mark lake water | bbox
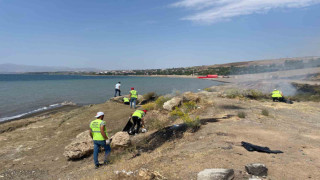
[0,74,222,122]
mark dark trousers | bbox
[93,140,111,166]
[130,116,141,134]
[114,89,121,97]
[273,97,285,102]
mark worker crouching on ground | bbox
[123,97,130,105]
[272,89,285,102]
[129,110,147,135]
[89,112,111,169]
[129,87,138,109]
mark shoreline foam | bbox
[0,103,79,124]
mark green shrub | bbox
[238,111,246,118]
[182,114,200,129]
[170,107,184,117]
[182,101,197,112]
[143,92,157,101]
[204,88,215,92]
[142,102,156,110]
[155,96,170,109]
[261,109,269,116]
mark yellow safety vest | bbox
[130,90,138,98]
[132,110,145,119]
[272,90,282,98]
[90,119,108,141]
[123,97,130,102]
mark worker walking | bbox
[129,110,147,135]
[272,89,284,102]
[129,87,138,109]
[89,112,111,169]
[114,82,121,97]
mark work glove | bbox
[105,139,112,145]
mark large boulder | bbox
[197,169,234,180]
[163,97,183,111]
[110,95,127,103]
[183,92,201,103]
[111,131,131,149]
[245,163,268,176]
[63,130,93,160]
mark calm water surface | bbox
[0,74,222,121]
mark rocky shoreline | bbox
[0,74,319,179]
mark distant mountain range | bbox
[0,63,100,73]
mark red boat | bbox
[198,74,218,79]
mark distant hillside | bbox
[96,56,320,76]
[206,56,320,68]
[0,63,100,73]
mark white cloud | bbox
[171,0,320,23]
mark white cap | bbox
[95,112,104,117]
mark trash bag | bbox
[241,141,283,154]
[123,117,134,134]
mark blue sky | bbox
[0,0,319,70]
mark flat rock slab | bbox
[245,163,268,176]
[197,169,234,180]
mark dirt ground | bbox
[0,84,319,179]
[0,102,136,179]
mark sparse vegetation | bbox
[289,83,320,102]
[142,102,156,110]
[238,111,246,118]
[204,87,215,92]
[182,101,197,112]
[182,114,200,129]
[170,107,184,118]
[261,109,269,116]
[146,117,168,130]
[225,89,269,100]
[225,89,244,99]
[155,96,171,109]
[244,89,269,100]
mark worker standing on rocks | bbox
[129,110,147,135]
[129,87,138,109]
[272,89,284,102]
[114,82,121,97]
[89,112,111,169]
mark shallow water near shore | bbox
[0,74,222,122]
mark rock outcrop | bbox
[183,92,201,103]
[115,168,167,180]
[63,130,93,160]
[163,97,183,111]
[197,169,234,180]
[111,131,131,149]
[110,96,127,103]
[245,163,268,176]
